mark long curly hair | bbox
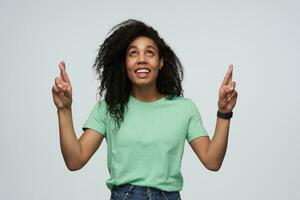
[93,19,184,132]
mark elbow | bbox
[65,160,84,171]
[67,165,81,171]
[204,161,222,172]
[206,165,221,172]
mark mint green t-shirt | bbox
[82,95,208,192]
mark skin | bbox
[190,64,238,171]
[52,61,103,170]
[125,36,164,101]
[52,36,238,171]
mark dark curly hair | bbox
[93,19,184,132]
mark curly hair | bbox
[93,19,184,132]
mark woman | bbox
[52,19,238,200]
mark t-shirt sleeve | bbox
[186,99,208,143]
[82,100,107,137]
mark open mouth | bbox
[134,68,151,73]
[135,68,151,78]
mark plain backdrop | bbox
[1,0,299,199]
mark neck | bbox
[131,85,164,102]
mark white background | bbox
[1,0,299,199]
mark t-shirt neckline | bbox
[129,94,167,105]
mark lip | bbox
[134,67,151,73]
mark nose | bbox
[137,54,148,65]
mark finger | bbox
[220,87,230,99]
[52,85,61,94]
[221,64,233,86]
[55,77,63,88]
[55,77,67,92]
[221,84,235,95]
[229,81,236,90]
[55,77,61,87]
[59,61,71,83]
[228,90,238,101]
[220,85,235,100]
[228,65,233,83]
[223,81,236,95]
[52,85,65,97]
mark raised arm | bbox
[52,61,104,171]
[189,64,238,171]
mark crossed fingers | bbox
[220,64,237,101]
[53,61,72,96]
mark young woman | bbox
[52,19,238,200]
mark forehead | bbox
[127,36,158,50]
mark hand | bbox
[52,60,73,109]
[218,64,238,113]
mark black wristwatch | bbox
[217,110,233,119]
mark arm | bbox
[53,61,104,171]
[190,64,238,171]
[189,117,230,171]
[57,108,104,171]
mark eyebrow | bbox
[127,45,157,51]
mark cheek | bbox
[126,68,135,78]
[152,62,161,75]
[153,69,160,79]
[125,62,135,81]
[125,60,134,72]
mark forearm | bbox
[203,64,237,171]
[206,117,230,170]
[57,108,82,170]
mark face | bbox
[125,36,163,89]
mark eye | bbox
[128,50,137,57]
[146,50,154,56]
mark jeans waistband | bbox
[111,184,182,200]
[112,184,167,196]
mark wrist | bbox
[57,107,72,113]
[217,110,233,119]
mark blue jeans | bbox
[110,184,182,200]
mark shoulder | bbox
[167,95,194,103]
[90,99,108,115]
[166,95,197,110]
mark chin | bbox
[132,79,155,87]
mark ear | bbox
[159,57,164,70]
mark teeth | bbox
[136,69,150,73]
